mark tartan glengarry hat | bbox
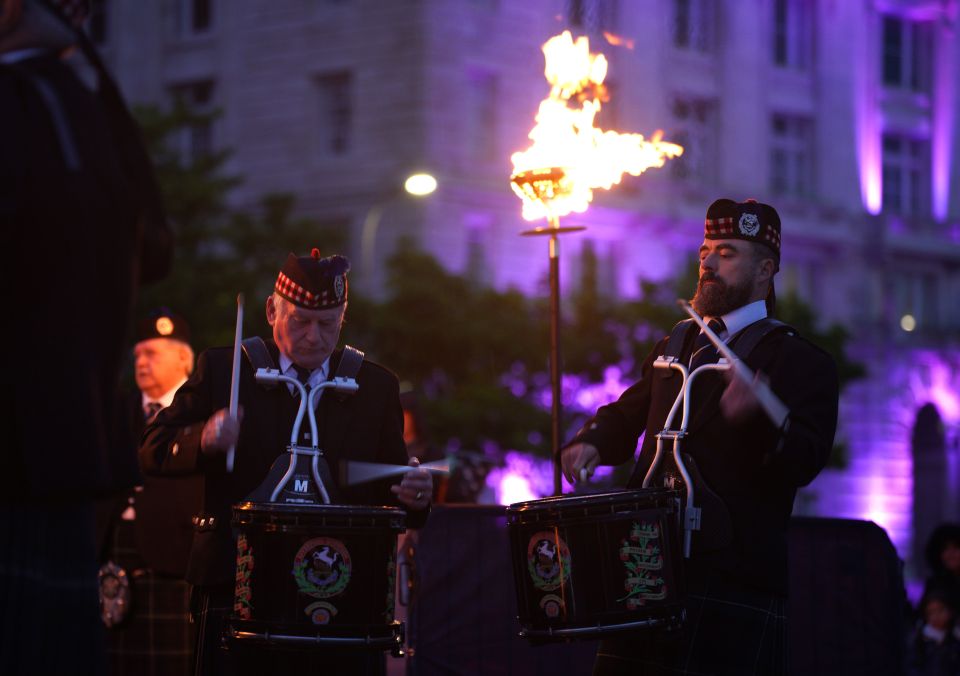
[136,308,190,344]
[274,249,349,310]
[704,198,781,268]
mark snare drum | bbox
[225,502,406,655]
[507,488,685,641]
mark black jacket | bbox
[570,321,839,595]
[140,342,422,586]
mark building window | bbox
[670,96,717,182]
[893,271,940,331]
[315,71,353,156]
[566,0,617,34]
[466,69,498,163]
[882,134,930,216]
[168,80,215,164]
[177,0,213,37]
[86,0,109,45]
[672,0,715,53]
[770,113,814,197]
[882,15,932,92]
[772,0,811,69]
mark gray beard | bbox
[690,274,754,318]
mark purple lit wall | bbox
[855,8,882,215]
[932,22,957,222]
[800,346,960,576]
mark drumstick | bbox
[226,293,244,473]
[340,459,450,486]
[677,300,789,429]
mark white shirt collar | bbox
[142,376,188,410]
[708,299,767,341]
[278,353,331,393]
[0,48,50,65]
[922,623,947,644]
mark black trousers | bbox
[193,585,386,676]
[593,573,788,676]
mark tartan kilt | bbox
[593,577,788,676]
[103,517,194,676]
[105,572,194,676]
[0,502,106,676]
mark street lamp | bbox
[360,171,438,279]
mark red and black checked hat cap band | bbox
[704,198,781,261]
[275,270,347,309]
[274,251,349,309]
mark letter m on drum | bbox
[295,479,309,493]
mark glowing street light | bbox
[361,172,439,275]
[404,173,437,197]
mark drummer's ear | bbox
[265,295,278,326]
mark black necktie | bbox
[689,318,726,371]
[143,401,162,422]
[291,364,311,398]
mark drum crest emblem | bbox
[526,531,571,592]
[617,520,668,609]
[293,537,352,599]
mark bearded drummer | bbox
[140,250,431,676]
[561,199,839,675]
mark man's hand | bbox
[561,442,600,484]
[200,407,243,455]
[391,457,432,510]
[720,369,763,424]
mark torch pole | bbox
[548,217,562,496]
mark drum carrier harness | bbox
[240,338,365,504]
[640,317,795,558]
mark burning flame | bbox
[511,31,683,222]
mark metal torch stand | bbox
[521,216,585,495]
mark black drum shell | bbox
[507,489,685,640]
[229,502,405,648]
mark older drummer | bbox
[562,198,839,675]
[140,250,431,676]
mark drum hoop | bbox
[226,619,404,650]
[506,489,681,524]
[507,488,679,511]
[518,606,686,639]
[232,501,406,530]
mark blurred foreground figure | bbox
[98,310,199,675]
[562,198,839,675]
[0,1,171,674]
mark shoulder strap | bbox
[331,345,364,402]
[242,336,276,372]
[728,318,795,361]
[334,345,365,380]
[662,319,697,359]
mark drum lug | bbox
[684,506,701,531]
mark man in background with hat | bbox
[562,198,839,674]
[97,309,201,676]
[2,1,171,673]
[140,250,432,675]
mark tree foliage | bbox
[134,103,344,348]
[137,104,863,468]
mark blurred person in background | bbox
[98,309,200,676]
